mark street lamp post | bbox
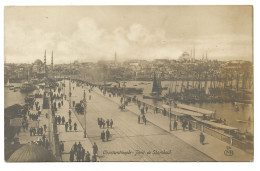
[169,100,172,131]
[83,90,87,138]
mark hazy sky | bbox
[5,6,253,64]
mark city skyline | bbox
[5,6,253,64]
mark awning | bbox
[192,116,238,130]
[177,103,215,115]
[162,104,203,117]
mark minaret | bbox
[114,51,117,64]
[51,51,54,71]
[193,47,195,60]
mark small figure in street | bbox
[43,124,47,132]
[97,117,100,126]
[81,147,85,161]
[200,132,205,145]
[174,120,178,130]
[76,150,81,162]
[73,142,77,152]
[85,151,91,162]
[146,106,148,113]
[110,119,113,128]
[101,130,105,142]
[144,117,147,125]
[77,142,82,152]
[102,121,105,129]
[65,122,68,132]
[29,127,32,136]
[93,142,98,156]
[106,129,110,141]
[69,124,72,131]
[142,115,145,123]
[62,116,65,125]
[60,141,64,154]
[182,121,187,131]
[70,148,74,162]
[106,119,110,128]
[138,115,140,124]
[189,122,193,131]
[74,122,77,131]
[42,134,46,142]
[69,110,71,117]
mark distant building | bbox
[178,51,193,61]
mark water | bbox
[120,81,254,134]
[4,83,27,108]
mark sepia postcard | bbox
[4,6,253,162]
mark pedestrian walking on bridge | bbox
[110,119,113,128]
[174,120,178,130]
[65,122,68,132]
[62,116,65,125]
[200,132,205,145]
[70,148,74,162]
[101,130,105,142]
[106,119,110,128]
[74,122,77,131]
[93,142,98,156]
[106,129,110,141]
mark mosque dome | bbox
[33,59,43,65]
[8,143,57,162]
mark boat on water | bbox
[9,85,14,90]
[20,82,35,93]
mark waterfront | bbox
[90,80,254,134]
[4,80,253,134]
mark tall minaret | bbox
[114,51,117,64]
[193,47,195,60]
[51,51,54,71]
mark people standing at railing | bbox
[146,106,148,113]
[200,132,205,145]
[189,122,192,131]
[174,120,178,130]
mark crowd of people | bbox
[64,110,78,132]
[97,118,113,129]
[55,115,66,125]
[69,141,98,162]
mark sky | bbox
[4,6,253,64]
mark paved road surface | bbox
[64,81,213,161]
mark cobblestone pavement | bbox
[63,81,214,161]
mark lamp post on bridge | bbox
[167,98,174,131]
